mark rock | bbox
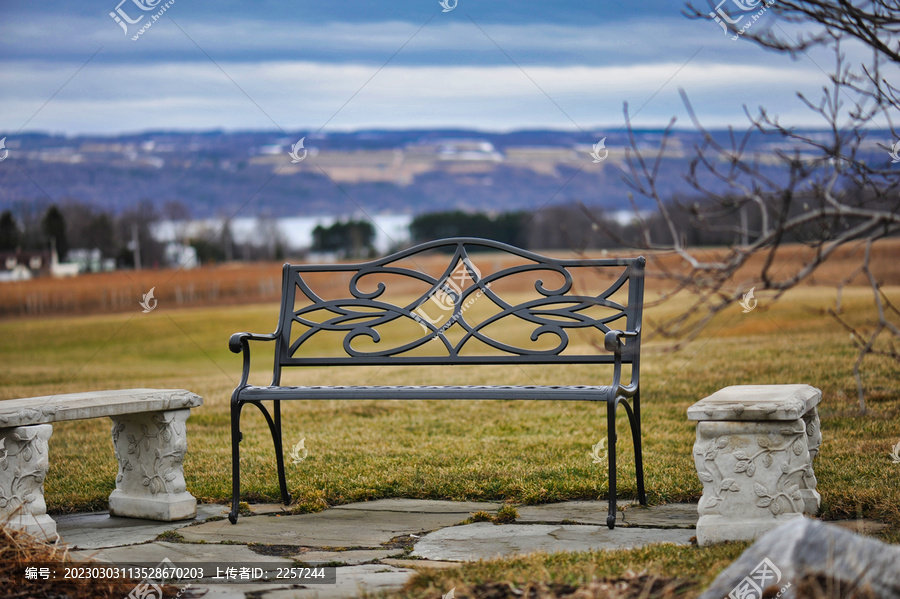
[699,517,900,599]
[412,522,693,562]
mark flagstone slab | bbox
[260,564,416,599]
[55,504,224,549]
[245,503,293,515]
[381,558,462,570]
[412,522,694,562]
[332,498,502,513]
[179,509,471,547]
[515,501,625,525]
[515,501,697,528]
[620,503,698,528]
[175,583,294,599]
[81,541,296,566]
[293,548,397,565]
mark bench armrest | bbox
[604,329,638,353]
[604,329,639,399]
[229,332,277,353]
[230,332,278,388]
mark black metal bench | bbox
[228,237,646,528]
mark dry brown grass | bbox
[463,571,693,599]
[0,514,181,599]
[2,239,897,319]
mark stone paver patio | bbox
[58,499,699,598]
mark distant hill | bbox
[0,128,891,218]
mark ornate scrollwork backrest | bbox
[273,238,644,369]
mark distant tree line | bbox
[0,200,163,268]
[411,185,896,252]
[409,211,527,247]
[5,186,889,271]
[312,220,375,259]
[0,200,287,269]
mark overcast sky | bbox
[0,0,851,135]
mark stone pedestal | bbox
[687,385,821,546]
[109,409,197,521]
[0,424,56,540]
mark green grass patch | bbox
[1,286,898,596]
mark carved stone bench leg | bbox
[0,424,56,539]
[693,419,814,545]
[108,408,197,521]
[800,406,822,514]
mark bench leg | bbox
[229,402,242,524]
[270,400,291,506]
[606,400,617,530]
[630,391,647,506]
[0,424,56,540]
[109,408,197,521]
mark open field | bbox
[1,243,898,597]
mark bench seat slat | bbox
[238,384,613,401]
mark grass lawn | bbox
[1,282,898,597]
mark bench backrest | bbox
[270,238,644,383]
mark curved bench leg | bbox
[228,401,242,524]
[606,399,617,530]
[631,391,647,506]
[271,400,291,506]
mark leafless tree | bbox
[588,1,900,412]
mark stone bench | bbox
[687,384,822,546]
[0,388,202,540]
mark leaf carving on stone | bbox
[771,497,785,515]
